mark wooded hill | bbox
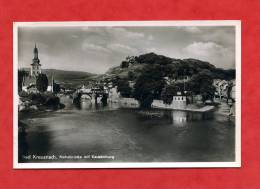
[105,52,235,81]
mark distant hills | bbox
[44,69,99,88]
[21,68,98,88]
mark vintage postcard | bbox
[13,21,241,169]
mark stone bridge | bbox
[72,86,108,104]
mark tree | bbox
[128,71,135,80]
[133,65,166,108]
[200,84,215,102]
[135,52,173,65]
[126,56,137,64]
[117,79,132,97]
[120,61,129,68]
[189,70,215,102]
[53,82,61,94]
[18,70,29,92]
[212,68,235,80]
[161,84,178,104]
[36,73,48,92]
[226,81,234,102]
[111,76,120,87]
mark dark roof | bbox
[23,76,36,86]
[23,74,54,86]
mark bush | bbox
[28,93,46,104]
[45,96,60,107]
[19,91,29,98]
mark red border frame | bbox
[0,0,259,188]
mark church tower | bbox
[30,44,41,76]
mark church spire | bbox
[31,43,41,76]
[33,43,38,59]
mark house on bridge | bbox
[172,92,187,109]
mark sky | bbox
[18,25,236,74]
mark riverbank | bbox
[109,97,215,113]
[152,104,215,112]
[72,95,235,116]
[214,101,235,117]
[19,92,65,112]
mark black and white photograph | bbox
[14,21,241,168]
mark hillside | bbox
[105,53,235,81]
[105,64,145,79]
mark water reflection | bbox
[18,99,235,163]
[160,110,214,127]
[75,99,124,111]
[80,100,102,110]
[18,121,28,161]
[172,111,188,126]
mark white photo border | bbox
[13,20,241,169]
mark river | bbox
[18,97,235,163]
